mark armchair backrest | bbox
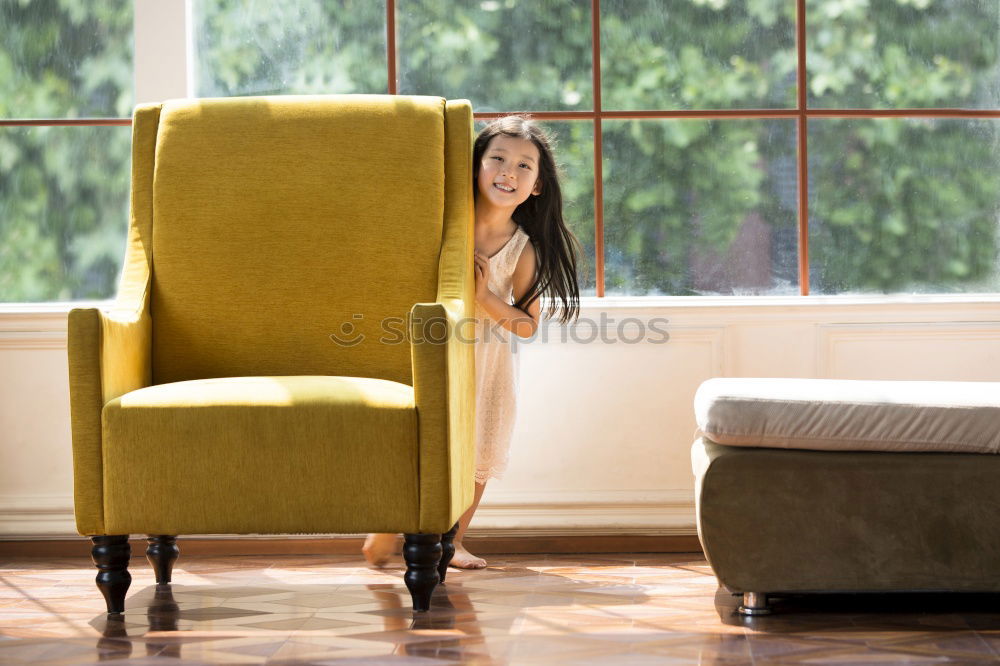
[129,95,471,386]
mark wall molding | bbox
[0,491,696,540]
[817,320,1000,378]
[0,330,67,350]
[0,495,77,537]
[0,311,71,333]
[8,297,1000,325]
[471,490,696,537]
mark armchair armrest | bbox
[410,298,475,533]
[67,299,152,535]
[408,97,475,533]
[67,101,160,535]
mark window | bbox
[1,1,133,302]
[193,0,387,98]
[191,0,1000,297]
[3,0,998,302]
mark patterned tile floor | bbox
[1,552,999,664]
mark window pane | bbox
[807,0,1000,109]
[0,127,131,302]
[475,119,596,296]
[0,1,133,118]
[193,0,387,97]
[809,118,1000,294]
[601,0,796,111]
[603,119,798,296]
[399,0,592,112]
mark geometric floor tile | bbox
[1,553,999,664]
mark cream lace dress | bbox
[474,224,532,484]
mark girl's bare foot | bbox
[362,533,397,568]
[449,543,487,569]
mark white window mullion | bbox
[133,0,192,105]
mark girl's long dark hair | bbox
[473,115,582,326]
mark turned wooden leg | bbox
[438,522,459,584]
[91,535,131,614]
[146,535,179,584]
[403,533,441,612]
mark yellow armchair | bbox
[67,95,476,613]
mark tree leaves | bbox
[2,0,998,300]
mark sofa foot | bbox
[739,592,771,615]
[146,535,179,584]
[403,533,441,612]
[92,535,131,614]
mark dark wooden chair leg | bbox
[438,522,459,583]
[91,535,131,614]
[403,533,441,612]
[146,535,179,584]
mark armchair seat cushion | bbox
[101,376,419,535]
[695,377,1000,454]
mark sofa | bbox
[691,377,1000,615]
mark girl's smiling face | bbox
[476,134,542,209]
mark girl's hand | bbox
[474,251,491,302]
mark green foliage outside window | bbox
[1,0,997,301]
[194,0,386,97]
[0,0,132,302]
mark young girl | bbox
[364,114,581,569]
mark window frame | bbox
[3,0,999,303]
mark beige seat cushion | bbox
[695,378,1000,454]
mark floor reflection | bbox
[366,581,491,660]
[80,561,649,663]
[3,554,1000,664]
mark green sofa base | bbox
[692,438,1000,597]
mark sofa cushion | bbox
[695,377,1000,454]
[101,375,420,534]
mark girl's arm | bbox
[478,242,541,339]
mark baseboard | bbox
[0,534,702,558]
[0,490,698,539]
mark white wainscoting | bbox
[817,321,1000,380]
[2,297,1000,538]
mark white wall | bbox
[2,296,999,538]
[484,296,1000,536]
